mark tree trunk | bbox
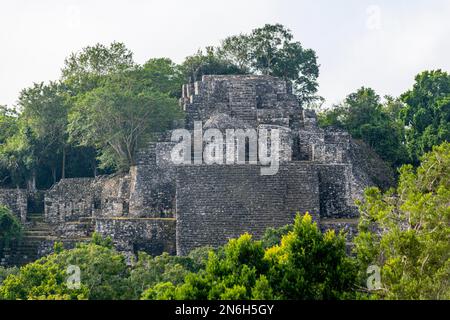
[28,169,37,192]
[93,160,97,177]
[61,147,66,179]
[31,169,36,191]
[51,166,57,185]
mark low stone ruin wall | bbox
[129,142,177,217]
[94,218,176,256]
[0,188,27,221]
[44,174,135,224]
[44,178,98,223]
[316,164,359,219]
[96,174,131,217]
[319,218,359,242]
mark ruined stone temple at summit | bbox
[0,75,393,265]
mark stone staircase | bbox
[1,212,98,267]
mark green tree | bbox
[0,123,41,189]
[264,214,357,299]
[0,106,19,186]
[68,71,182,170]
[0,238,130,300]
[0,266,18,286]
[0,106,19,145]
[146,233,268,300]
[141,281,177,300]
[319,87,408,167]
[219,35,252,71]
[180,47,246,83]
[354,142,450,299]
[60,42,139,176]
[1,89,108,188]
[400,70,450,163]
[0,257,88,300]
[18,82,69,184]
[62,42,135,94]
[141,58,184,98]
[0,206,22,250]
[129,249,209,299]
[218,24,320,103]
[261,224,293,249]
[54,242,130,299]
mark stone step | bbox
[26,222,51,227]
[25,227,51,232]
[24,231,51,237]
[25,227,53,233]
[27,213,44,218]
[26,227,52,232]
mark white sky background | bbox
[1,0,449,107]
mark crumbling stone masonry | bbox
[129,142,177,218]
[0,188,27,222]
[95,218,176,255]
[0,75,394,266]
[43,174,176,257]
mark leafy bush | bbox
[354,142,450,299]
[142,213,358,300]
[0,239,129,300]
[261,224,293,249]
[0,206,22,249]
[0,256,88,300]
[0,266,18,286]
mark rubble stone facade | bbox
[0,188,27,222]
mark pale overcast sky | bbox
[1,0,449,107]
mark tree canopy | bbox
[218,24,320,103]
[319,70,450,168]
[354,142,450,299]
[318,87,408,167]
[68,70,181,170]
[400,70,450,163]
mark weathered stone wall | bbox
[293,111,324,161]
[181,75,302,129]
[52,220,94,239]
[44,178,98,223]
[316,164,359,219]
[96,174,131,217]
[348,139,396,191]
[176,163,320,255]
[312,128,350,163]
[258,125,293,162]
[0,188,27,222]
[94,218,176,256]
[44,174,135,223]
[129,142,176,217]
[37,239,84,258]
[1,241,52,267]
